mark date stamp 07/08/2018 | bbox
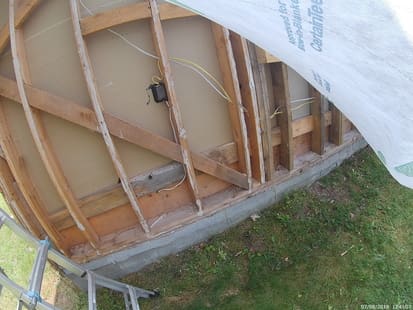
[360,305,412,310]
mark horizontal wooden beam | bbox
[50,113,332,231]
[81,2,197,36]
[0,0,41,53]
[49,142,237,230]
[272,112,332,146]
[0,75,248,189]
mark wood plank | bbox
[9,1,101,249]
[330,104,344,145]
[148,0,203,215]
[0,75,249,189]
[247,42,275,181]
[310,87,325,155]
[0,157,43,237]
[70,0,150,234]
[211,24,252,189]
[81,2,197,36]
[0,101,68,254]
[270,63,293,170]
[50,142,237,230]
[0,0,41,54]
[49,113,332,231]
[230,33,265,184]
[255,46,280,64]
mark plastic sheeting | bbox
[167,0,413,189]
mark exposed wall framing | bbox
[0,0,359,261]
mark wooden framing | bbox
[330,104,344,146]
[230,33,265,184]
[256,47,280,64]
[70,0,150,234]
[0,102,68,254]
[0,0,41,53]
[47,112,334,232]
[270,62,294,170]
[0,75,249,189]
[310,87,326,155]
[10,0,101,249]
[0,157,43,237]
[247,43,275,181]
[81,2,197,36]
[0,1,361,260]
[148,0,203,215]
[212,24,252,189]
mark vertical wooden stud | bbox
[230,33,265,184]
[247,43,274,181]
[330,104,344,146]
[271,63,294,170]
[310,87,325,155]
[148,0,203,214]
[211,24,252,189]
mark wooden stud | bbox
[0,75,249,189]
[330,104,344,146]
[9,0,101,249]
[270,63,294,170]
[211,24,252,189]
[0,0,41,54]
[310,87,325,155]
[70,0,150,234]
[0,101,68,254]
[230,34,265,184]
[247,43,275,181]
[148,0,203,215]
[80,2,197,36]
[255,47,280,64]
[0,157,43,237]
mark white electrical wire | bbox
[79,0,230,101]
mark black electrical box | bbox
[149,83,168,103]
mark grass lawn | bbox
[1,148,412,309]
[0,195,85,309]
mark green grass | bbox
[1,148,412,309]
[98,148,413,309]
[0,197,86,309]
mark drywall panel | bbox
[287,66,311,120]
[0,1,8,34]
[16,0,123,197]
[86,19,176,177]
[80,0,140,17]
[163,16,234,152]
[2,100,65,214]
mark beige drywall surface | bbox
[2,100,65,214]
[163,16,233,152]
[288,66,311,120]
[0,1,236,214]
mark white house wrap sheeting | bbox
[167,0,413,188]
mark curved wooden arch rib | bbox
[0,156,44,237]
[148,0,203,215]
[9,0,100,249]
[69,0,150,234]
[0,102,68,254]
